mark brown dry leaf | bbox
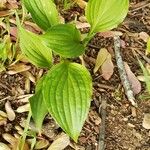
[0,115,7,126]
[124,62,141,95]
[0,0,7,10]
[137,76,145,82]
[74,0,87,9]
[142,113,150,129]
[17,94,33,103]
[34,139,49,149]
[5,101,15,121]
[3,133,29,150]
[0,142,11,150]
[76,21,90,29]
[6,0,18,10]
[139,32,149,42]
[48,133,70,150]
[36,69,44,81]
[101,54,114,80]
[98,31,123,38]
[10,27,17,38]
[7,63,31,75]
[24,21,42,34]
[21,71,36,83]
[0,110,7,117]
[94,48,109,73]
[25,78,30,93]
[0,10,12,17]
[16,103,30,113]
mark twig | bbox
[114,36,137,107]
[98,95,107,150]
[134,49,150,65]
[130,2,150,13]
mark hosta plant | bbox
[18,0,129,142]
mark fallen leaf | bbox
[24,21,42,34]
[7,63,31,75]
[34,139,49,149]
[124,62,141,95]
[0,10,12,17]
[5,101,16,121]
[6,0,18,10]
[0,142,10,150]
[25,78,30,93]
[16,103,30,113]
[0,115,7,126]
[139,32,149,42]
[101,54,114,80]
[0,110,7,117]
[10,27,17,38]
[98,31,123,38]
[21,71,36,83]
[17,94,33,103]
[0,0,6,8]
[3,133,29,150]
[48,133,70,150]
[94,48,109,73]
[2,134,16,145]
[137,76,145,82]
[74,0,87,9]
[142,113,150,129]
[76,21,90,29]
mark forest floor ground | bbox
[0,0,150,149]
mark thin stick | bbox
[98,96,107,150]
[130,2,150,13]
[134,49,150,65]
[114,36,137,107]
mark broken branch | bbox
[114,36,137,107]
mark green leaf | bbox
[43,62,92,141]
[30,76,48,132]
[0,42,7,61]
[86,0,129,33]
[23,0,59,30]
[19,27,52,68]
[139,60,150,94]
[42,24,85,58]
[147,38,150,54]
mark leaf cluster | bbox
[18,0,129,141]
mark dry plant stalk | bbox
[114,36,137,107]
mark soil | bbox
[0,0,150,150]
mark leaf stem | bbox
[18,109,32,150]
[83,30,95,47]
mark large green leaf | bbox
[86,0,129,33]
[23,0,59,30]
[43,62,92,141]
[42,24,85,58]
[30,76,48,132]
[19,27,52,68]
